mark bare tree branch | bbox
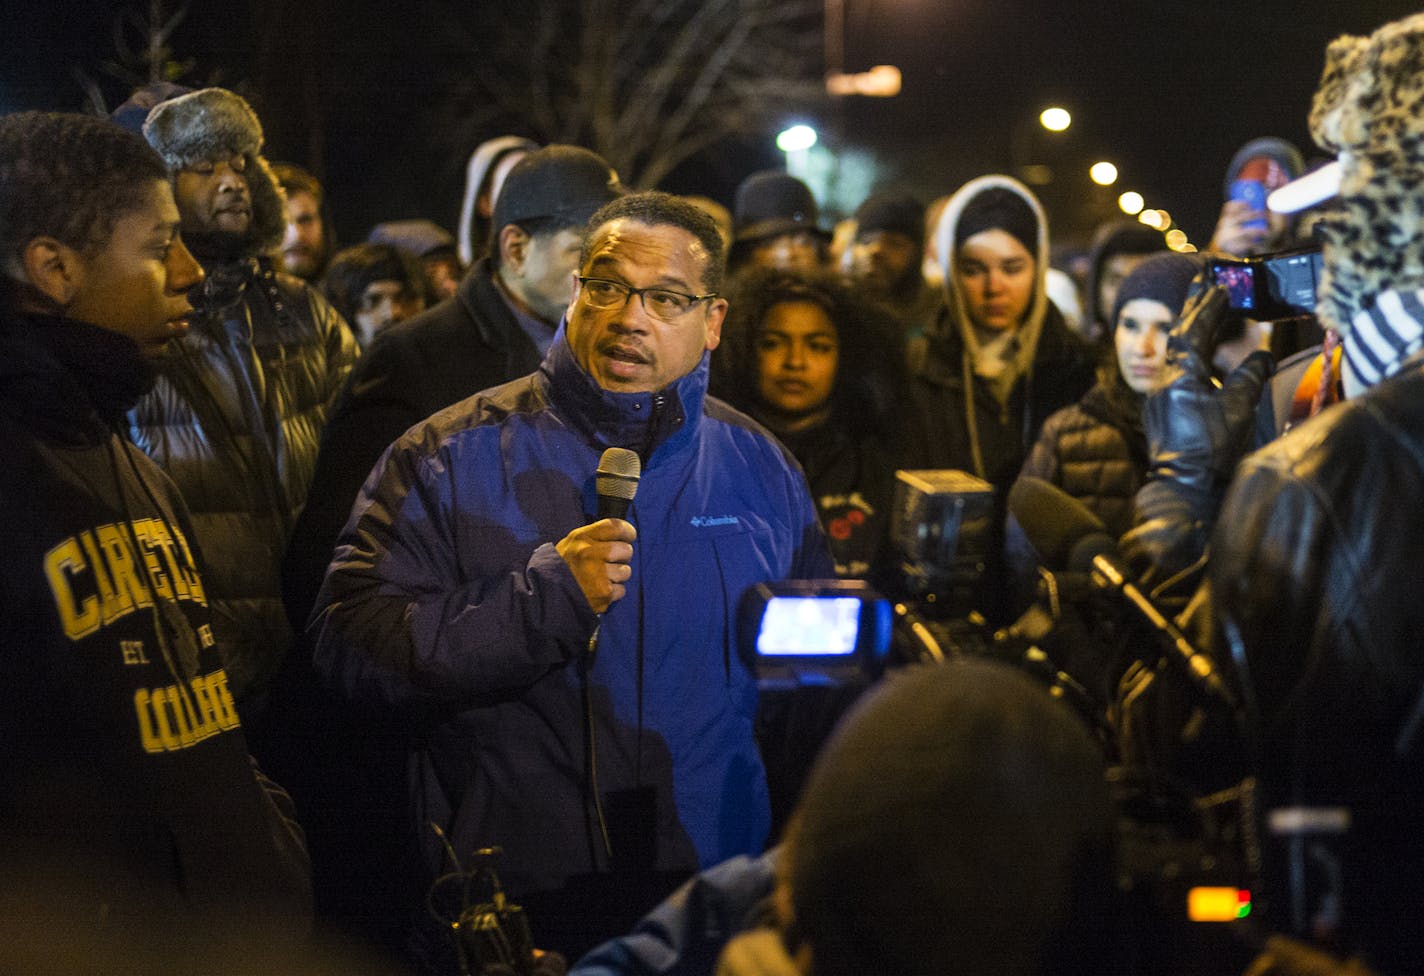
[435,0,822,187]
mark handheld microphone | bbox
[1008,477,1239,711]
[596,447,641,521]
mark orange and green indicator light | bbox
[1187,887,1252,922]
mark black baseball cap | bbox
[492,144,625,231]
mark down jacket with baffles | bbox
[311,325,832,900]
[1018,374,1148,540]
[129,256,358,702]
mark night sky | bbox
[5,0,1422,250]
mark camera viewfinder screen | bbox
[1264,250,1322,311]
[757,596,861,656]
[1211,262,1257,310]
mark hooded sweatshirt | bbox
[906,175,1097,488]
[0,304,311,937]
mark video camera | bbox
[1206,245,1322,322]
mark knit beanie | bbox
[954,186,1038,255]
[853,192,924,241]
[1223,137,1305,198]
[1109,252,1202,328]
[732,171,827,245]
[789,660,1116,976]
[491,144,624,232]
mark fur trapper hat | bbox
[140,87,287,253]
[1306,14,1424,339]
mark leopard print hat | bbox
[1307,13,1424,339]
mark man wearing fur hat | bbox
[119,86,360,716]
[1123,14,1424,972]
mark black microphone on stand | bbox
[1008,476,1239,711]
[596,447,641,521]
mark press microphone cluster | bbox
[1008,477,1239,711]
[596,448,641,521]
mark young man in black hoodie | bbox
[0,111,311,966]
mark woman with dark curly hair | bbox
[712,268,907,581]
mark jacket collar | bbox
[457,257,524,350]
[0,309,154,445]
[538,320,707,465]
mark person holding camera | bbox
[1124,14,1424,972]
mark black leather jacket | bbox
[130,256,359,702]
[1211,362,1424,804]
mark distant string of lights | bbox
[1036,106,1197,253]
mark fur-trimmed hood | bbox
[140,87,287,254]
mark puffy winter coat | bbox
[130,256,358,701]
[311,328,832,900]
[1018,376,1148,539]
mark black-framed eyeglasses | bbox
[577,276,718,323]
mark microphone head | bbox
[1007,476,1109,571]
[1067,531,1117,575]
[596,447,641,506]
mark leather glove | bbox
[1145,282,1274,501]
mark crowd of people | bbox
[3,11,1424,976]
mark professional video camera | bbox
[739,470,1289,974]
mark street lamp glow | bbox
[1166,229,1189,250]
[1118,191,1144,215]
[1039,107,1071,132]
[1138,209,1165,230]
[776,125,818,153]
[1090,161,1119,186]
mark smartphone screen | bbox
[756,596,862,656]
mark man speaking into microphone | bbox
[311,192,831,968]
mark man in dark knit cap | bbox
[283,144,626,631]
[846,191,936,328]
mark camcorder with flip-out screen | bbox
[1205,245,1323,322]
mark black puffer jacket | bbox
[129,256,358,702]
[1018,373,1148,539]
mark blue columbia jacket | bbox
[311,325,831,899]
